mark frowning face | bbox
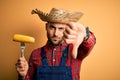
[46,22,67,45]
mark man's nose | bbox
[54,29,59,36]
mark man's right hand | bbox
[15,57,28,78]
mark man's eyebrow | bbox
[59,27,64,29]
[50,24,55,28]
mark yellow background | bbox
[0,0,120,80]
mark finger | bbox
[18,57,24,61]
[65,26,77,35]
[67,22,77,31]
[18,57,27,63]
[76,23,86,32]
[63,38,74,44]
[16,63,23,68]
[20,61,26,65]
[63,31,76,39]
[16,67,25,72]
[16,61,27,68]
[77,24,86,37]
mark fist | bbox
[64,22,86,47]
[15,57,28,78]
[63,22,86,58]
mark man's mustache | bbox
[51,35,59,38]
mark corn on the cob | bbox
[13,34,35,43]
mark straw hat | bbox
[31,8,84,24]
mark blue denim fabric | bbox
[36,46,72,80]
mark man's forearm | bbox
[77,32,96,60]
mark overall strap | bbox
[41,47,48,66]
[60,45,69,66]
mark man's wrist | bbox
[83,27,90,41]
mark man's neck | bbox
[48,40,64,47]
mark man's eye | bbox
[50,25,55,29]
[59,27,64,30]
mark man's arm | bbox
[16,50,36,80]
[77,32,96,60]
[16,57,28,80]
[64,22,87,58]
[64,22,96,59]
[24,51,37,80]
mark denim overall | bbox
[36,46,72,80]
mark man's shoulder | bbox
[31,46,45,55]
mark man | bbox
[16,8,96,80]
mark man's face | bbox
[46,22,67,45]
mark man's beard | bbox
[47,34,63,46]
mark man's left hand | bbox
[63,22,86,58]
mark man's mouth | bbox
[52,37,59,40]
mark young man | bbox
[16,8,96,80]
